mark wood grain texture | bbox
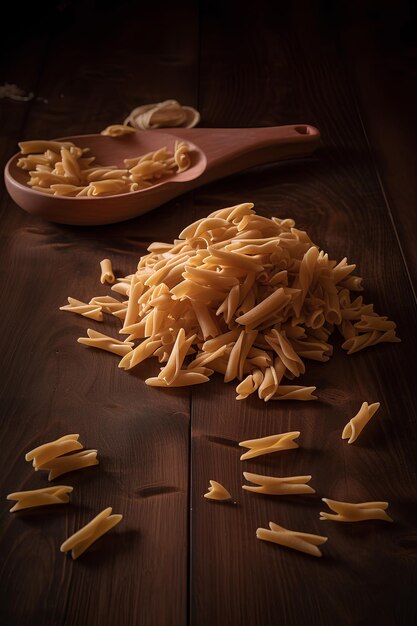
[190,2,417,626]
[0,2,198,625]
[1,1,416,626]
[337,0,417,293]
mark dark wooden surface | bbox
[1,2,416,625]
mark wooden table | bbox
[1,2,416,625]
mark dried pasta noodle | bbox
[25,434,83,469]
[16,138,191,197]
[78,329,133,356]
[7,486,73,512]
[342,401,380,444]
[243,471,315,495]
[256,521,328,557]
[63,203,399,400]
[101,124,137,137]
[100,258,115,284]
[204,480,232,501]
[320,498,392,522]
[60,297,103,321]
[239,431,300,461]
[124,99,200,130]
[38,450,99,481]
[60,507,123,559]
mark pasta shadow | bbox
[11,501,84,521]
[74,528,139,568]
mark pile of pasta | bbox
[16,139,190,197]
[70,203,399,400]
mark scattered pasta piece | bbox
[256,521,328,557]
[239,431,300,461]
[7,486,73,513]
[59,297,103,321]
[62,204,399,400]
[124,99,200,130]
[16,139,191,197]
[78,329,133,356]
[243,471,315,495]
[342,401,380,444]
[100,124,137,137]
[204,480,232,501]
[320,498,393,522]
[145,371,210,387]
[60,507,123,559]
[89,296,127,319]
[100,258,115,284]
[38,450,99,481]
[25,434,83,469]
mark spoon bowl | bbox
[4,125,320,225]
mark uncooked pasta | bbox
[7,486,73,512]
[242,472,315,495]
[60,203,399,400]
[204,480,232,501]
[342,401,380,444]
[60,297,103,321]
[25,434,83,469]
[239,432,300,461]
[60,507,123,559]
[16,139,191,197]
[256,521,328,557]
[100,259,115,284]
[78,329,133,356]
[320,498,392,522]
[38,450,99,481]
[124,99,200,130]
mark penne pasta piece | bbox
[204,480,232,501]
[145,371,209,387]
[7,486,73,512]
[270,385,317,401]
[320,498,393,522]
[59,297,103,321]
[243,472,315,495]
[236,369,264,400]
[236,288,293,328]
[101,124,136,137]
[342,401,380,444]
[118,337,161,370]
[78,329,133,356]
[89,296,127,318]
[60,507,123,559]
[18,140,76,154]
[256,521,328,557]
[25,434,83,469]
[38,449,99,481]
[100,258,115,284]
[239,431,300,461]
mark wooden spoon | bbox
[4,125,320,225]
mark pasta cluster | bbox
[69,203,399,401]
[25,433,98,481]
[7,434,121,559]
[124,99,200,130]
[16,139,191,197]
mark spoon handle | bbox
[170,124,320,186]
